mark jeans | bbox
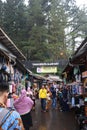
[52,97,57,109]
[41,98,46,111]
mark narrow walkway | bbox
[31,100,79,130]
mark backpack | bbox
[0,108,13,127]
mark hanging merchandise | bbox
[10,65,14,74]
[1,64,7,71]
[78,85,83,95]
[75,74,81,82]
[0,69,10,82]
[79,98,84,106]
[75,96,79,105]
[76,84,79,95]
[63,72,67,78]
[6,62,10,74]
[71,83,83,95]
[73,66,80,75]
[71,97,75,107]
[9,84,12,93]
[63,78,66,85]
[72,85,77,95]
[14,71,19,83]
[6,93,14,108]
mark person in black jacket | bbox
[50,86,57,109]
[62,86,69,111]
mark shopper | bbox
[50,86,57,109]
[46,88,52,111]
[27,87,33,99]
[14,89,34,130]
[39,85,47,112]
[0,82,24,130]
[58,87,63,111]
[62,86,69,111]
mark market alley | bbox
[31,100,79,130]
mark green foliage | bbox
[0,0,4,27]
[2,0,27,44]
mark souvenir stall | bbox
[0,50,11,83]
[0,28,30,108]
[82,71,87,116]
[0,28,27,81]
[0,50,18,101]
[62,63,83,107]
[62,37,87,124]
[67,82,84,108]
[66,65,84,108]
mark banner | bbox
[37,66,57,73]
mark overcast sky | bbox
[25,0,87,6]
[24,0,87,6]
[76,0,87,7]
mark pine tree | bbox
[3,0,27,46]
[0,0,4,27]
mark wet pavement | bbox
[31,100,79,130]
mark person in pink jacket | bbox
[14,89,34,130]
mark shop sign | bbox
[33,62,59,66]
[82,71,87,78]
[37,66,57,73]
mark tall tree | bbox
[3,0,27,47]
[22,0,50,61]
[1,0,87,64]
[0,0,4,27]
[44,0,68,61]
[63,0,87,53]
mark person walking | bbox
[0,82,24,130]
[46,88,52,111]
[62,86,69,112]
[58,87,63,111]
[27,87,36,111]
[14,89,34,130]
[39,85,47,112]
[50,86,57,109]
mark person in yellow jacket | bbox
[39,85,47,112]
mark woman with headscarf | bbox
[14,89,34,130]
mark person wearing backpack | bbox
[0,82,24,130]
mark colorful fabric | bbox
[39,89,47,99]
[14,89,34,115]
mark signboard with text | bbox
[37,66,57,73]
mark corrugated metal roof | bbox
[0,28,26,61]
[29,73,47,80]
[62,37,87,73]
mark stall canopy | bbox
[29,73,47,80]
[47,75,62,82]
[0,28,31,74]
[62,37,87,73]
[0,28,26,61]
